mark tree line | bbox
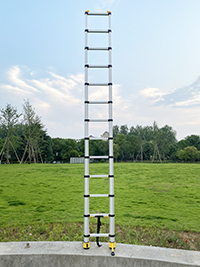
[0,102,200,163]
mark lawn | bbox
[0,162,200,250]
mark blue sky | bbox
[0,0,200,140]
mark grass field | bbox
[0,162,200,250]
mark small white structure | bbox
[70,157,84,164]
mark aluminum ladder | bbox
[83,10,115,256]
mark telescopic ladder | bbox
[83,10,115,256]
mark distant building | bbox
[101,131,109,138]
[70,157,93,164]
[70,157,84,164]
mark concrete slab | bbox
[0,241,199,267]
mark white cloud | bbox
[33,100,51,114]
[7,66,39,93]
[0,66,83,135]
[68,73,84,84]
[0,84,32,96]
[1,65,200,140]
[140,87,166,103]
[174,93,200,106]
[93,0,120,12]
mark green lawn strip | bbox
[0,163,200,250]
[0,222,199,251]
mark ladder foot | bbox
[111,251,115,256]
[83,242,90,249]
[109,242,116,256]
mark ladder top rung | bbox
[85,11,111,16]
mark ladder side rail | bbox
[109,14,112,65]
[84,11,90,247]
[108,12,115,245]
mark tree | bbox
[152,121,162,163]
[126,134,140,161]
[196,151,200,161]
[119,125,128,136]
[114,134,127,161]
[62,139,78,155]
[77,138,84,157]
[185,135,200,150]
[143,141,154,161]
[0,137,3,157]
[89,140,108,158]
[159,125,177,160]
[113,125,119,138]
[132,125,146,162]
[177,149,186,161]
[129,126,135,135]
[177,146,199,162]
[61,139,79,162]
[113,143,120,161]
[178,139,190,150]
[21,99,45,164]
[41,134,54,163]
[62,150,79,162]
[0,104,21,163]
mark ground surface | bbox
[0,163,199,250]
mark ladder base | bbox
[83,242,90,249]
[109,241,116,256]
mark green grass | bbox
[0,163,200,250]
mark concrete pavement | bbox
[0,241,199,266]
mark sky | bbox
[0,0,200,140]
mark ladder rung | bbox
[88,101,108,104]
[90,156,108,159]
[90,213,109,218]
[88,83,109,86]
[90,175,108,178]
[90,233,109,237]
[90,119,109,122]
[87,47,110,51]
[90,137,108,141]
[90,194,109,197]
[87,30,110,33]
[86,65,111,68]
[86,12,111,16]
